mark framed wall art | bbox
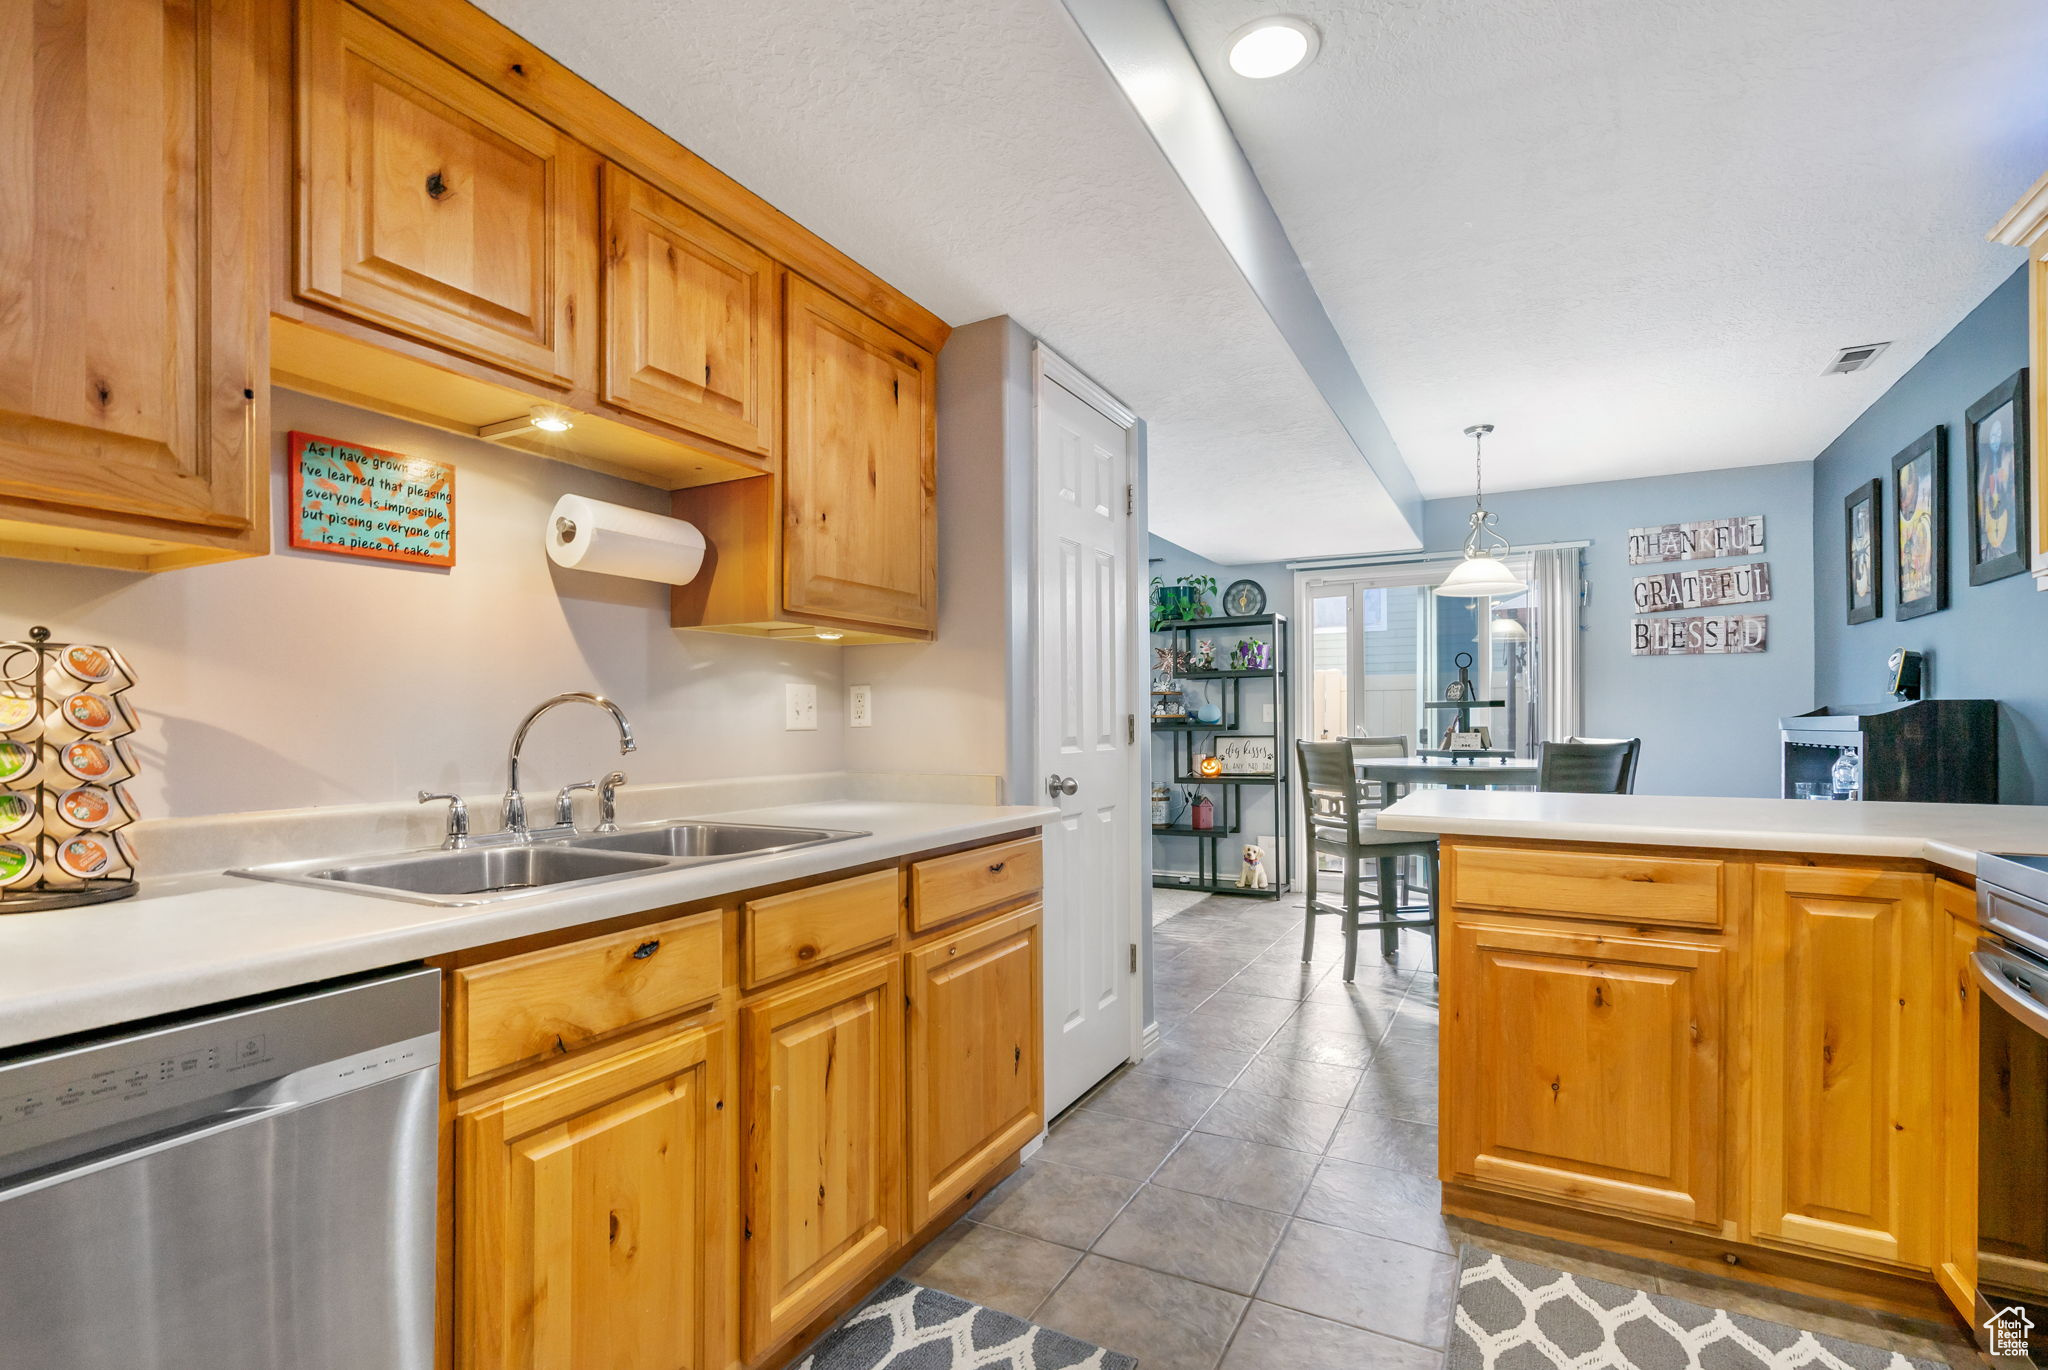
[1843,478,1883,625]
[1891,428,1948,620]
[1212,735,1276,776]
[288,431,455,567]
[1965,369,2030,586]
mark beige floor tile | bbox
[1034,1254,1249,1370]
[1197,1086,1345,1153]
[901,1221,1084,1320]
[967,1159,1141,1249]
[1153,1131,1321,1213]
[1094,1184,1291,1295]
[1257,1219,1458,1347]
[1220,1300,1446,1370]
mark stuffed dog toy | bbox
[1236,844,1269,890]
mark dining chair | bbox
[1343,734,1411,810]
[1537,737,1641,794]
[1297,740,1439,981]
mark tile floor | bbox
[890,890,1981,1370]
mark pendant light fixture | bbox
[1436,423,1526,598]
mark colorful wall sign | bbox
[288,431,455,567]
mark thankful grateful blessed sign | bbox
[287,431,455,567]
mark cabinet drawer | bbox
[744,869,901,988]
[910,838,1043,932]
[450,910,722,1087]
[1450,843,1724,929]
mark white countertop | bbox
[1376,790,2048,874]
[0,801,1053,1051]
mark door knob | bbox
[1047,774,1078,798]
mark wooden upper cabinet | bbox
[0,0,267,571]
[1990,172,2048,591]
[905,907,1044,1230]
[1442,920,1724,1228]
[741,953,904,1361]
[1750,865,1938,1269]
[456,1017,736,1370]
[782,276,937,633]
[296,0,597,388]
[603,165,779,459]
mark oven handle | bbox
[0,1101,298,1207]
[1974,947,2048,1040]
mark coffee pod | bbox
[46,690,133,743]
[0,791,36,837]
[49,784,117,833]
[57,645,116,687]
[0,740,39,788]
[0,686,39,739]
[52,833,124,882]
[0,840,37,889]
[56,738,121,785]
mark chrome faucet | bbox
[502,693,637,838]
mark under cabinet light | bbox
[477,407,576,440]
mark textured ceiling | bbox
[1168,0,2048,500]
[472,0,1417,561]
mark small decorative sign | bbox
[288,431,455,567]
[1213,735,1277,775]
[1630,614,1769,656]
[1627,515,1765,565]
[1631,561,1772,613]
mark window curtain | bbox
[1530,547,1583,744]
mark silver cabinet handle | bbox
[1047,774,1078,798]
[1975,947,2048,1040]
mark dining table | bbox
[1358,756,1540,803]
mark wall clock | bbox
[1222,579,1267,616]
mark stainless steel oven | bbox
[1974,854,2048,1367]
[0,967,440,1369]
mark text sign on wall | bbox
[1627,515,1765,565]
[1631,561,1772,614]
[288,431,455,567]
[1630,614,1769,656]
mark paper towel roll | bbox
[547,494,706,584]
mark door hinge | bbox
[1126,712,1135,745]
[1129,942,1138,974]
[1125,483,1134,516]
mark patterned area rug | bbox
[1450,1249,1942,1370]
[794,1277,1138,1370]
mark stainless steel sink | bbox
[566,821,860,860]
[228,820,868,906]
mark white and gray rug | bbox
[794,1277,1138,1370]
[1450,1249,1942,1370]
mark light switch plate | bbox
[1262,703,1274,723]
[848,684,872,727]
[785,682,818,731]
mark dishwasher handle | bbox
[1974,946,2048,1040]
[0,1100,297,1206]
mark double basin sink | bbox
[230,821,867,907]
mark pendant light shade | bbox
[1489,614,1529,642]
[1436,423,1526,598]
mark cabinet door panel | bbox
[906,907,1043,1228]
[0,0,263,543]
[742,954,903,1360]
[298,0,595,385]
[603,165,778,457]
[1445,921,1723,1226]
[457,1019,736,1370]
[782,276,935,632]
[1751,865,1937,1267]
[1937,881,1979,1318]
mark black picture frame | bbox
[1843,479,1883,625]
[1891,426,1949,620]
[1966,368,2030,586]
[1222,579,1267,617]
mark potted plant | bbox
[1176,573,1218,620]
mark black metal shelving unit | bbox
[1149,613,1289,899]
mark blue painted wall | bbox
[1811,266,2045,803]
[1421,466,1818,798]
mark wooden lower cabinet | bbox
[741,953,906,1361]
[1750,865,1938,1268]
[1444,920,1725,1227]
[1936,880,1980,1317]
[455,1014,737,1370]
[905,906,1044,1229]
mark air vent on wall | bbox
[1823,342,1891,375]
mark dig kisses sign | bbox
[287,431,455,567]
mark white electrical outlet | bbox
[848,684,872,727]
[785,682,818,731]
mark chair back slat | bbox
[1538,737,1641,794]
[1298,739,1368,845]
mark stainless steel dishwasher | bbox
[0,967,440,1369]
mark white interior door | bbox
[1035,363,1137,1117]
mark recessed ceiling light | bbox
[1227,17,1319,79]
